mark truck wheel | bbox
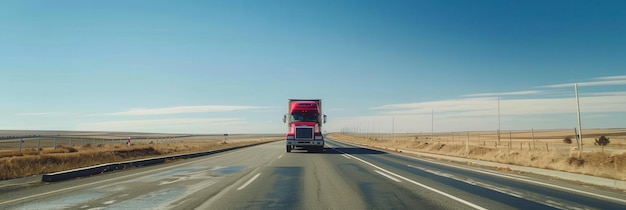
[286,145,292,153]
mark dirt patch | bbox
[113,147,161,159]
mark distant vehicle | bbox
[283,99,327,152]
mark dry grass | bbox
[0,137,280,180]
[329,132,626,181]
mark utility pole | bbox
[392,115,395,141]
[575,84,583,158]
[497,96,501,146]
[431,109,434,142]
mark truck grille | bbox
[295,127,314,139]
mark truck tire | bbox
[286,145,292,153]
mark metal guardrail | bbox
[41,140,278,182]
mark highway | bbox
[1,138,625,209]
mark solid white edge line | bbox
[332,139,626,209]
[237,173,261,191]
[414,159,626,204]
[375,170,401,182]
[341,154,351,159]
[330,139,626,205]
[340,151,486,210]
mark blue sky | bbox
[1,1,625,134]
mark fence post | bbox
[19,138,23,153]
[529,128,537,149]
[465,132,469,155]
[497,129,501,146]
[451,132,454,142]
[508,131,512,150]
[54,138,57,149]
[69,138,72,146]
[38,137,41,153]
[81,139,84,147]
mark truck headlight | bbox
[287,136,294,140]
[315,136,323,140]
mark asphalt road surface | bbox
[1,138,625,209]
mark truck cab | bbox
[283,99,327,153]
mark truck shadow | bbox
[292,147,387,154]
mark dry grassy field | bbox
[0,131,282,180]
[329,128,626,181]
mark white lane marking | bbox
[278,154,283,159]
[333,148,486,210]
[237,173,261,191]
[158,176,188,185]
[329,139,626,205]
[118,194,129,198]
[0,143,271,205]
[341,154,351,159]
[409,165,527,199]
[103,200,116,205]
[80,205,90,209]
[375,170,401,182]
[414,158,626,204]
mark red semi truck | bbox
[283,99,327,152]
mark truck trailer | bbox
[283,99,327,152]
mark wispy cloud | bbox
[15,112,68,116]
[372,94,626,117]
[463,90,544,97]
[543,75,626,88]
[329,93,626,132]
[581,91,626,97]
[597,75,626,80]
[92,105,263,116]
[372,97,496,116]
[75,118,245,132]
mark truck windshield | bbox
[291,113,318,122]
